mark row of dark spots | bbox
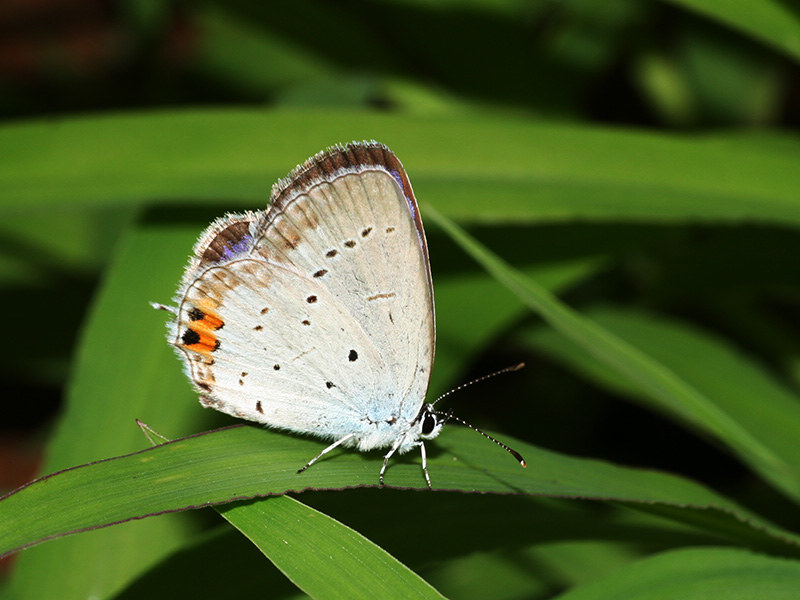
[255,378,334,416]
[254,308,270,331]
[269,349,355,370]
[254,308,268,332]
[257,351,353,412]
[301,297,316,326]
[321,226,393,259]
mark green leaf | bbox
[520,306,800,497]
[132,429,444,600]
[3,221,210,600]
[665,0,800,64]
[424,206,800,502]
[112,525,302,599]
[553,547,800,599]
[2,423,799,561]
[2,110,800,226]
[218,496,445,600]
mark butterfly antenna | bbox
[432,362,525,407]
[432,410,526,468]
[430,362,526,467]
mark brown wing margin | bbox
[270,142,427,254]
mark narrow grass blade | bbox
[218,496,445,600]
[425,206,800,502]
[521,307,800,499]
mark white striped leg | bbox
[379,436,406,486]
[418,441,432,489]
[379,439,432,489]
[297,433,356,474]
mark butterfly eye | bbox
[421,412,437,435]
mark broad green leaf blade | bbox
[218,496,445,600]
[2,424,800,561]
[424,206,800,502]
[4,221,211,600]
[520,307,800,494]
[666,0,800,64]
[553,547,800,599]
[3,110,800,226]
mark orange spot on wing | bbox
[201,313,224,330]
[197,297,219,312]
[184,329,218,354]
[193,298,224,330]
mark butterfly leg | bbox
[379,436,406,486]
[297,433,356,474]
[379,439,432,489]
[417,441,432,489]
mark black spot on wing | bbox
[182,329,200,345]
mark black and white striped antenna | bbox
[432,363,526,467]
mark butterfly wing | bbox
[169,142,435,450]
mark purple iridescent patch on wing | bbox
[200,218,255,265]
[221,235,252,260]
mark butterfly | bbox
[156,141,524,487]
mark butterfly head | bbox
[415,402,444,441]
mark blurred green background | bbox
[2,1,800,599]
